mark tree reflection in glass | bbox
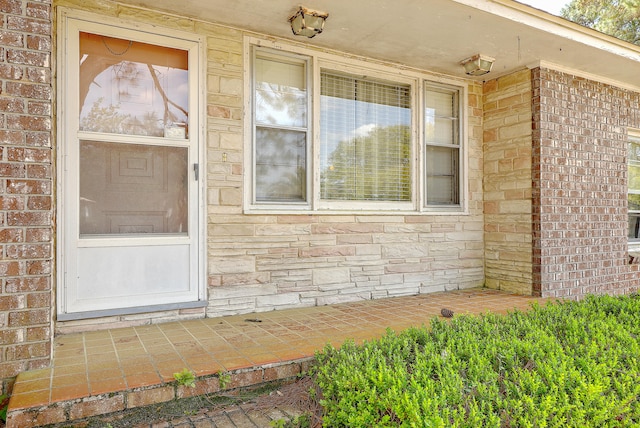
[254,55,308,202]
[79,32,189,138]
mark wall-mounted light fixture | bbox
[289,7,329,38]
[460,54,495,76]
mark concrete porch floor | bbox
[6,288,549,427]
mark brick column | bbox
[531,67,638,299]
[0,0,53,394]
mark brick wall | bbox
[0,0,53,393]
[483,69,533,295]
[532,67,640,298]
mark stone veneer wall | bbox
[532,67,640,298]
[482,69,533,295]
[0,0,53,394]
[49,3,485,320]
[206,59,486,317]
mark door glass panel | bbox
[628,212,640,241]
[80,140,188,236]
[79,32,189,138]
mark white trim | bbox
[455,0,640,60]
[529,60,640,93]
[311,51,321,211]
[195,30,207,303]
[461,83,470,215]
[56,8,68,316]
[628,129,640,248]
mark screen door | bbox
[58,17,204,318]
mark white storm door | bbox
[59,16,204,318]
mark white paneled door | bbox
[58,13,205,318]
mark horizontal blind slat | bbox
[320,72,411,202]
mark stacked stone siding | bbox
[46,1,485,323]
[532,67,640,298]
[483,69,534,295]
[0,0,53,394]
[205,53,486,317]
[207,213,486,317]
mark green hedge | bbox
[313,295,640,427]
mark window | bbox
[320,72,412,202]
[628,134,640,242]
[249,44,465,213]
[425,84,460,206]
[253,52,309,203]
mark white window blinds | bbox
[320,72,412,202]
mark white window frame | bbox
[424,82,465,211]
[251,49,312,208]
[243,37,468,215]
[628,130,640,251]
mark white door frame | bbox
[56,8,207,320]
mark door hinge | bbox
[193,163,199,181]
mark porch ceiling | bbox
[115,0,640,86]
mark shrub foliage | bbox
[313,295,640,427]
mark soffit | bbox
[116,0,640,87]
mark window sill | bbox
[243,207,469,216]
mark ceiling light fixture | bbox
[289,6,329,38]
[460,54,495,76]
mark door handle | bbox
[193,163,199,181]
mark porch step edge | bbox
[6,357,315,428]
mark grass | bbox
[312,294,640,427]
